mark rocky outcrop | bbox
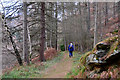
[86,36,119,66]
[77,36,120,78]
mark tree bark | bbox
[1,2,23,66]
[105,2,108,27]
[27,26,32,63]
[87,2,91,33]
[49,3,53,48]
[113,2,116,18]
[55,3,58,50]
[39,2,45,61]
[118,1,120,49]
[94,3,98,47]
[99,3,103,41]
[23,2,30,65]
[62,3,66,50]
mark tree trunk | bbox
[40,2,45,61]
[55,3,58,50]
[49,3,53,48]
[4,22,23,66]
[50,33,52,48]
[113,2,116,18]
[62,3,66,50]
[105,2,108,27]
[98,3,103,41]
[79,2,81,15]
[94,3,98,47]
[9,32,23,66]
[27,26,32,63]
[23,2,30,65]
[118,1,120,49]
[87,2,91,33]
[1,2,23,66]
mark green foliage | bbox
[114,30,118,33]
[110,30,118,34]
[60,44,65,51]
[2,65,43,78]
[80,66,86,74]
[80,51,91,65]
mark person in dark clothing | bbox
[68,42,74,57]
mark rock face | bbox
[86,36,119,66]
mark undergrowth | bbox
[2,51,64,78]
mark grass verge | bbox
[66,52,82,78]
[2,51,64,78]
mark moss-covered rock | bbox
[83,36,119,66]
[77,35,120,78]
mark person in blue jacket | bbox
[68,42,74,57]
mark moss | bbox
[77,36,119,78]
[106,41,118,59]
[80,51,91,65]
[83,36,118,61]
[76,63,87,78]
[81,66,86,74]
[78,51,95,76]
[97,36,118,44]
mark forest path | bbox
[41,52,73,78]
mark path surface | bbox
[41,53,73,78]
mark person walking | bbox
[68,42,74,57]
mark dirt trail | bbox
[42,53,73,78]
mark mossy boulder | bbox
[80,36,119,68]
[84,36,119,66]
[77,36,120,78]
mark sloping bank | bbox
[2,51,64,78]
[70,36,120,78]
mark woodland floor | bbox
[2,51,81,78]
[40,52,73,78]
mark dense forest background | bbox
[1,1,119,69]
